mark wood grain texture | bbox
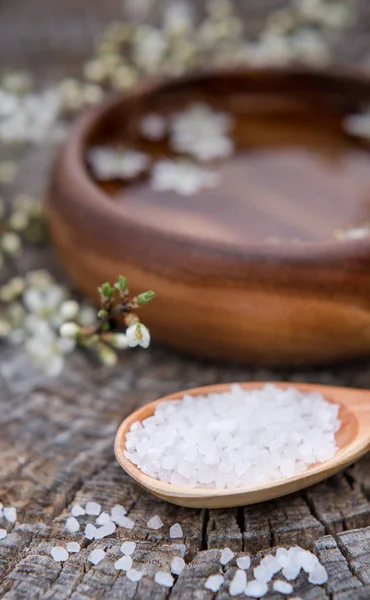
[1,0,370,598]
[48,68,370,366]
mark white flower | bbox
[132,26,167,74]
[59,300,79,320]
[111,333,129,349]
[88,147,150,180]
[163,1,194,36]
[151,159,219,196]
[0,89,19,117]
[170,103,234,161]
[60,322,80,338]
[126,323,151,348]
[139,113,167,141]
[1,232,21,256]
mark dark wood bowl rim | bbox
[54,65,370,275]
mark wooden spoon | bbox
[114,382,370,509]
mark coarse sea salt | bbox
[236,555,251,570]
[124,385,340,490]
[0,529,7,540]
[155,571,174,587]
[220,547,234,565]
[95,522,116,539]
[147,515,163,530]
[205,574,224,592]
[127,568,143,582]
[71,504,86,517]
[85,523,98,540]
[3,507,16,523]
[66,516,80,533]
[171,556,185,575]
[88,548,106,565]
[245,580,268,598]
[229,569,247,596]
[85,502,101,516]
[170,523,183,539]
[115,555,133,571]
[51,546,69,562]
[116,515,135,529]
[121,541,136,556]
[273,580,293,594]
[111,505,127,522]
[66,541,80,553]
[96,512,111,526]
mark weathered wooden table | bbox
[1,1,370,598]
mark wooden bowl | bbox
[48,67,370,366]
[114,382,370,509]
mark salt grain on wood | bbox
[229,569,247,596]
[236,555,251,570]
[121,541,136,555]
[0,529,7,540]
[245,580,268,598]
[171,556,185,575]
[51,546,69,562]
[95,521,116,539]
[85,523,98,540]
[115,515,135,529]
[127,568,143,582]
[3,507,16,523]
[66,516,80,533]
[273,580,293,594]
[71,504,85,517]
[147,515,163,529]
[66,541,80,553]
[124,385,340,490]
[170,523,183,538]
[308,564,328,584]
[85,501,101,516]
[220,547,234,565]
[253,565,272,582]
[155,571,174,588]
[205,574,224,592]
[111,505,127,522]
[115,555,133,571]
[96,512,111,525]
[88,548,106,565]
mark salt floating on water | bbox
[236,555,251,570]
[155,571,174,588]
[0,529,7,540]
[71,504,86,517]
[3,507,16,523]
[220,547,234,565]
[170,523,183,538]
[121,541,136,556]
[66,516,80,533]
[205,574,224,592]
[171,556,185,575]
[147,515,163,530]
[96,512,111,526]
[229,569,247,596]
[115,555,133,571]
[66,541,80,553]
[51,546,69,562]
[85,502,101,516]
[273,580,293,594]
[124,385,340,490]
[88,548,106,565]
[127,568,143,582]
[245,580,268,598]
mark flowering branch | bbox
[60,276,154,366]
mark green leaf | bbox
[98,309,108,319]
[137,290,155,305]
[99,282,114,299]
[114,275,128,292]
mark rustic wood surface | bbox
[1,1,370,598]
